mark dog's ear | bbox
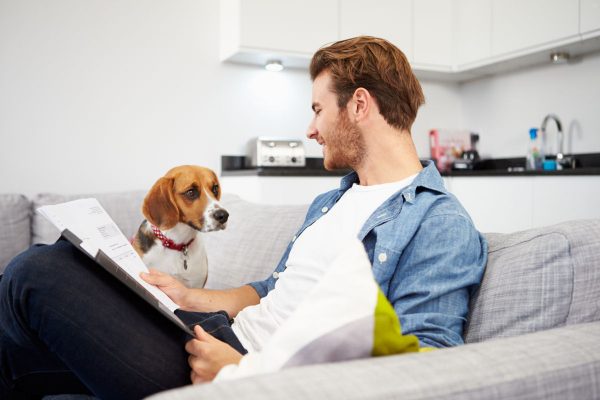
[142,177,179,229]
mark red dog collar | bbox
[151,225,195,252]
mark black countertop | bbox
[443,168,600,176]
[221,154,600,177]
[221,156,351,177]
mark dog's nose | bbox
[213,209,229,224]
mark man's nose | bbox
[306,121,317,140]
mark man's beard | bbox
[323,110,366,171]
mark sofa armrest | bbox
[146,321,600,400]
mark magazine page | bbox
[37,198,179,313]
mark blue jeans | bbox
[0,239,246,399]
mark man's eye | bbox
[212,184,219,197]
[185,188,199,200]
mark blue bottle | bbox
[526,128,542,170]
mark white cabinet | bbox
[446,175,600,233]
[220,0,338,68]
[447,177,533,233]
[531,176,600,227]
[220,0,600,81]
[455,0,492,67]
[413,0,454,70]
[340,0,413,61]
[491,0,580,57]
[220,175,341,205]
[222,174,600,231]
[580,0,600,37]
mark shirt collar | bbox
[337,160,447,200]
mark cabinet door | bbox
[581,0,600,36]
[491,0,579,56]
[340,0,413,60]
[221,176,342,205]
[413,0,454,69]
[240,0,338,54]
[531,176,600,228]
[455,0,492,66]
[448,177,533,233]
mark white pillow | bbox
[215,238,420,381]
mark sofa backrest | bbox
[2,191,599,346]
[0,191,147,272]
[465,219,600,343]
[202,195,308,289]
[0,194,31,272]
[31,191,147,245]
[29,192,308,289]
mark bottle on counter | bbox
[526,128,542,170]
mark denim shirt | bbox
[249,161,488,348]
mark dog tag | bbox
[183,246,189,270]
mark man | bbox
[0,36,487,399]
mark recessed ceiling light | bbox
[265,60,284,72]
[550,52,570,64]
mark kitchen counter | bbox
[221,156,350,177]
[220,155,600,221]
[444,168,600,176]
[221,154,600,177]
[444,154,600,177]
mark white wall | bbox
[459,52,600,158]
[1,0,599,197]
[0,0,315,197]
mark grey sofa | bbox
[1,191,599,400]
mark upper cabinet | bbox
[220,0,338,69]
[413,0,454,70]
[581,0,600,37]
[220,0,600,81]
[455,0,492,67]
[491,0,579,57]
[340,0,413,61]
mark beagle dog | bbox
[132,165,228,288]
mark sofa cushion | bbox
[30,192,305,290]
[147,321,600,400]
[32,191,146,245]
[203,194,308,289]
[0,194,31,272]
[465,223,576,343]
[557,219,600,325]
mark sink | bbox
[571,153,600,169]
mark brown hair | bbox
[310,36,425,131]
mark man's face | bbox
[307,72,365,170]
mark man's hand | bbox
[186,325,243,384]
[140,269,190,308]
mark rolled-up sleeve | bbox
[248,277,272,299]
[247,245,294,299]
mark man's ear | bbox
[351,87,370,122]
[142,177,179,229]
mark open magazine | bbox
[37,198,194,336]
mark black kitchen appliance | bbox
[452,133,480,170]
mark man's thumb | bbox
[194,324,212,341]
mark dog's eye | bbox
[212,184,219,197]
[184,188,199,200]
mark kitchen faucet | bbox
[540,113,571,169]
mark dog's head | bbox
[142,165,228,232]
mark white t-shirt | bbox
[231,174,417,352]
